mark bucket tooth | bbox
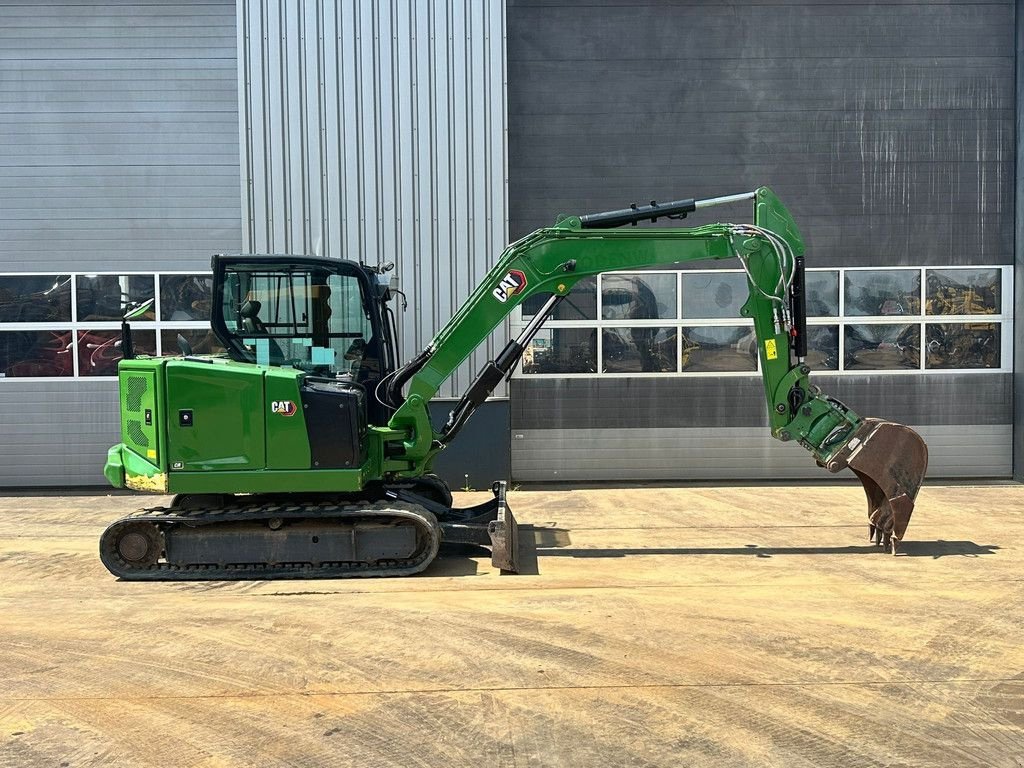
[827,418,928,552]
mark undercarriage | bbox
[100,480,519,580]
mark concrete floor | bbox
[0,484,1022,767]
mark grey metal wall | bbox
[0,1,241,486]
[237,0,508,398]
[512,377,1013,481]
[507,0,1016,481]
[1015,0,1024,482]
[508,1,1015,264]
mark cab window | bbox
[219,264,378,381]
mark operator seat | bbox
[239,299,266,334]
[237,299,285,362]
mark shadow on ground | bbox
[536,540,999,560]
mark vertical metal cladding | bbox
[238,0,508,398]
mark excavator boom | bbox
[385,187,927,553]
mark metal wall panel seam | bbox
[1015,0,1023,480]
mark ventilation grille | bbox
[124,375,148,412]
[126,420,148,448]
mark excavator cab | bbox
[207,255,416,432]
[211,256,394,408]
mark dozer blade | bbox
[435,480,521,573]
[487,481,519,573]
[825,418,928,554]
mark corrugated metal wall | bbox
[237,0,508,398]
[0,0,241,486]
[1015,0,1024,482]
[0,1,241,273]
[511,376,1014,481]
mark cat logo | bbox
[271,400,298,416]
[492,270,527,303]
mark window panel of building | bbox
[0,275,72,323]
[925,268,1000,316]
[522,328,597,373]
[77,330,156,377]
[844,270,921,316]
[160,327,225,358]
[602,326,676,373]
[76,275,155,322]
[844,324,921,370]
[680,326,757,372]
[805,271,839,317]
[805,325,839,371]
[0,265,1011,381]
[0,330,74,377]
[516,266,1009,378]
[602,274,676,320]
[161,328,225,357]
[521,276,598,321]
[925,323,1000,370]
[681,272,748,319]
[0,271,215,380]
[160,274,215,321]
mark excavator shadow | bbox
[427,535,997,577]
[535,540,999,560]
[429,525,570,576]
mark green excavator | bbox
[100,187,929,580]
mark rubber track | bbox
[99,500,440,581]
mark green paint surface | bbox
[264,367,311,470]
[165,360,266,471]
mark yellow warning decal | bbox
[764,339,778,360]
[146,449,157,459]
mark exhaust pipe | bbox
[824,418,928,553]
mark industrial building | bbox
[0,0,1021,487]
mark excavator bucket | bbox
[826,418,928,554]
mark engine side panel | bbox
[265,367,312,470]
[165,360,266,471]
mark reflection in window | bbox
[0,330,74,377]
[0,276,72,323]
[161,329,225,357]
[603,327,675,373]
[844,270,920,316]
[925,323,1000,369]
[522,328,596,373]
[679,326,757,372]
[805,271,839,317]
[844,324,920,370]
[76,275,155,321]
[926,269,1000,316]
[521,277,597,321]
[77,330,156,376]
[602,274,676,320]
[160,274,214,321]
[681,272,748,318]
[805,325,839,371]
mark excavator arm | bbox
[385,187,928,553]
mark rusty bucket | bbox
[825,418,929,554]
